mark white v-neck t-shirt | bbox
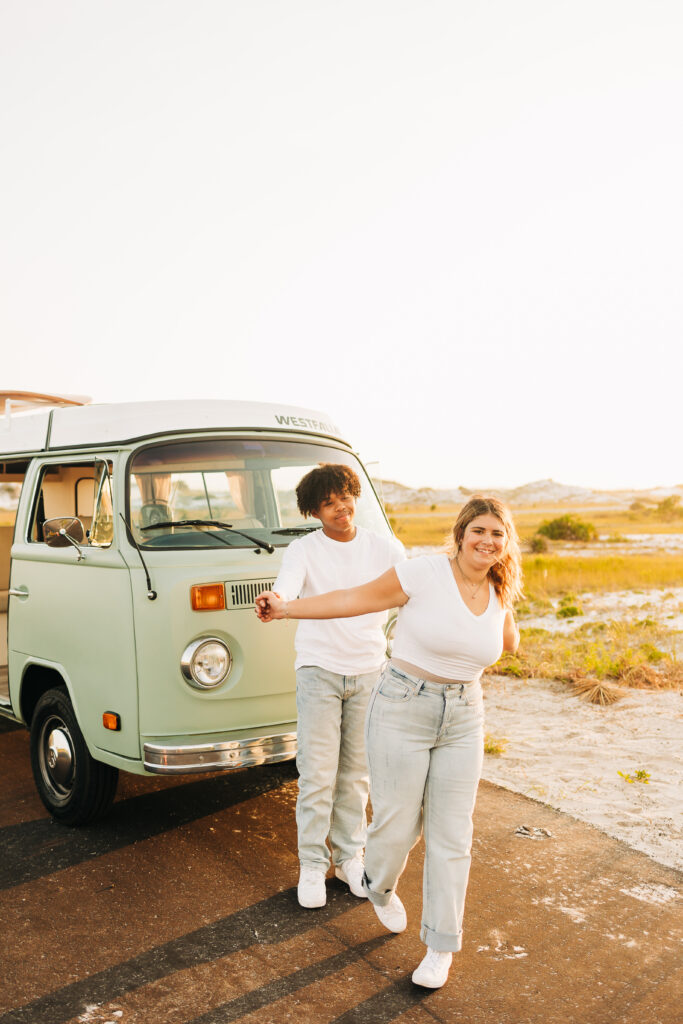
[392,554,506,682]
[274,526,405,674]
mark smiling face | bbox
[458,513,507,573]
[312,490,357,541]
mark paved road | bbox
[1,716,681,1024]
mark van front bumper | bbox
[143,727,297,774]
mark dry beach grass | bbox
[494,616,682,690]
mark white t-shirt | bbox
[274,526,406,674]
[392,554,506,682]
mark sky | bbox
[1,1,682,491]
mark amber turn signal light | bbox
[191,583,226,611]
[103,712,121,731]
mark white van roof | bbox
[0,399,346,456]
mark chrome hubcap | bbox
[40,719,75,797]
[46,728,73,785]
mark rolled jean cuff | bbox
[362,873,395,907]
[420,924,463,953]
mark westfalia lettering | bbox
[274,415,337,433]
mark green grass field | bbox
[521,553,683,597]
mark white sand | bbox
[553,532,683,556]
[481,675,683,873]
[482,576,682,872]
[521,585,683,635]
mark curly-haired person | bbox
[263,463,404,910]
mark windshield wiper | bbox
[141,519,274,554]
[271,526,320,535]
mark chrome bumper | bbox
[143,731,297,775]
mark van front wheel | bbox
[30,688,119,825]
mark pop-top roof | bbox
[0,390,92,413]
[0,398,345,456]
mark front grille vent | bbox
[226,579,276,610]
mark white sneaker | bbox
[335,858,367,898]
[297,865,327,908]
[372,892,407,933]
[412,947,453,988]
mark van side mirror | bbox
[43,517,86,555]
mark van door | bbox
[8,457,140,760]
[0,459,29,711]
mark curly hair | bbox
[296,463,362,518]
[446,495,524,607]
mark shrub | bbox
[556,593,583,619]
[538,514,597,542]
[484,734,508,755]
[654,495,683,521]
[529,533,549,553]
[557,604,583,619]
[641,643,666,663]
[618,768,651,784]
[490,652,530,677]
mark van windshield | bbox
[127,438,391,549]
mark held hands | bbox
[254,590,287,622]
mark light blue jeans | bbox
[295,666,380,870]
[363,663,485,952]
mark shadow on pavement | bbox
[185,934,425,1024]
[0,761,298,891]
[0,884,389,1024]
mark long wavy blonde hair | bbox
[447,496,523,608]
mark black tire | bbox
[29,687,118,825]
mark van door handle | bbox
[8,587,29,598]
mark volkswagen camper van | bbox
[0,392,394,824]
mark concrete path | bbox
[0,717,680,1023]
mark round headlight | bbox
[181,637,232,689]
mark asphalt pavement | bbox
[0,716,680,1024]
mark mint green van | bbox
[0,394,393,824]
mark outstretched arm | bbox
[255,568,407,622]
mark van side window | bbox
[29,461,113,547]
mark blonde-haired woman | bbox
[256,496,522,989]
